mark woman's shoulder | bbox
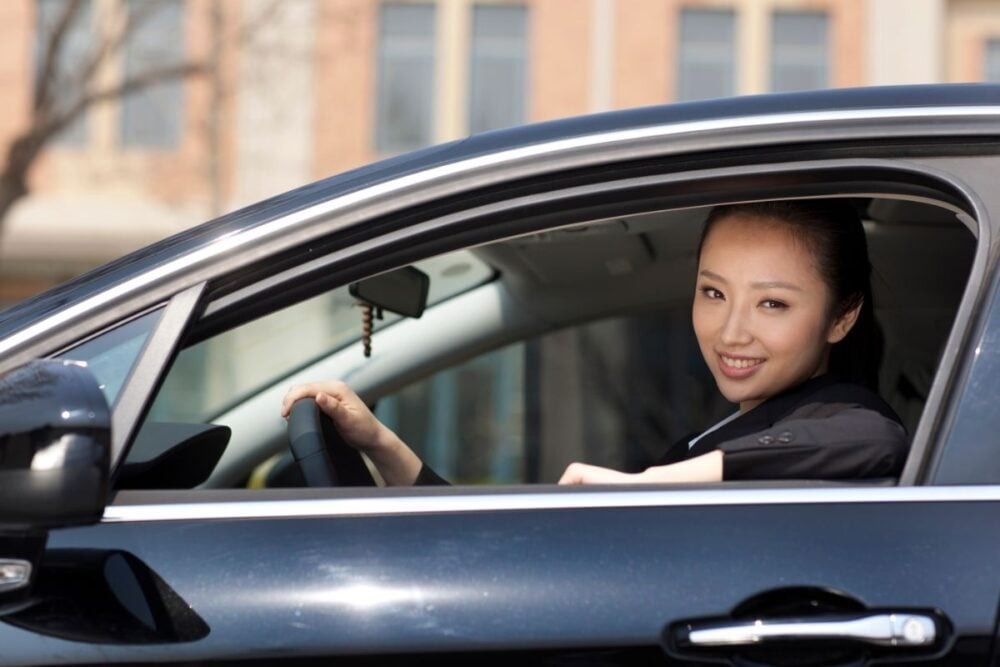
[774,374,903,427]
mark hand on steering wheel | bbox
[286,398,376,487]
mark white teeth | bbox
[722,356,762,369]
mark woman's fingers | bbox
[558,462,635,485]
[280,381,354,418]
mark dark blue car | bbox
[1,84,999,665]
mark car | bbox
[1,83,999,665]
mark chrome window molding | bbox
[4,105,1000,362]
[104,485,1000,523]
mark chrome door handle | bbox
[683,613,937,648]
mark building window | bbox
[771,10,829,92]
[468,5,528,134]
[676,8,736,102]
[985,39,1000,82]
[35,0,93,146]
[121,0,185,148]
[376,3,436,153]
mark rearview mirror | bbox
[0,360,111,530]
[349,266,430,318]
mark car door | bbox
[3,95,1000,665]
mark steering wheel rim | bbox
[287,399,377,487]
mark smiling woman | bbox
[283,199,910,487]
[553,200,906,484]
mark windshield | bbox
[147,251,493,423]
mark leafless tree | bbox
[0,0,280,235]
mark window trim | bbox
[105,484,1000,523]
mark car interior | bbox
[114,194,975,491]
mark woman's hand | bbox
[280,380,423,485]
[281,381,384,454]
[558,462,641,485]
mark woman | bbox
[281,200,908,485]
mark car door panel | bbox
[1,493,996,664]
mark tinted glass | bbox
[771,11,829,93]
[677,9,735,102]
[56,308,163,407]
[376,3,436,153]
[469,5,528,134]
[121,0,185,147]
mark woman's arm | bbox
[281,381,423,486]
[559,450,723,485]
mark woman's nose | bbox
[719,306,753,346]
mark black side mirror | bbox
[349,266,430,318]
[0,359,110,610]
[0,359,111,529]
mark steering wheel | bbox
[287,399,376,487]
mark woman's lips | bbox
[717,353,765,379]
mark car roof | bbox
[1,83,998,340]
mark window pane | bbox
[376,310,730,484]
[771,11,829,93]
[986,39,1000,82]
[469,5,528,134]
[148,250,493,423]
[121,0,185,147]
[376,4,436,153]
[677,9,735,102]
[57,308,163,407]
[35,0,93,146]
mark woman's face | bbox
[692,214,857,412]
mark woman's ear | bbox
[827,300,862,344]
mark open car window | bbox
[130,195,976,491]
[147,251,492,424]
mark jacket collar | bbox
[689,374,842,456]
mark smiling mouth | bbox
[719,354,765,372]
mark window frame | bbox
[144,159,989,494]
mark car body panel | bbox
[2,488,998,663]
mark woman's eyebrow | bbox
[699,270,802,291]
[750,280,803,291]
[699,269,727,283]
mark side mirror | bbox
[349,266,430,318]
[0,359,111,529]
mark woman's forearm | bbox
[365,427,424,486]
[637,450,724,484]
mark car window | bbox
[375,308,733,484]
[148,251,493,424]
[55,308,163,407]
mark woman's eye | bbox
[700,287,723,300]
[760,299,788,310]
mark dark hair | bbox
[699,200,882,391]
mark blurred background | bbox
[0,0,995,306]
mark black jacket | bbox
[656,374,908,480]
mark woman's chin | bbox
[714,375,764,406]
